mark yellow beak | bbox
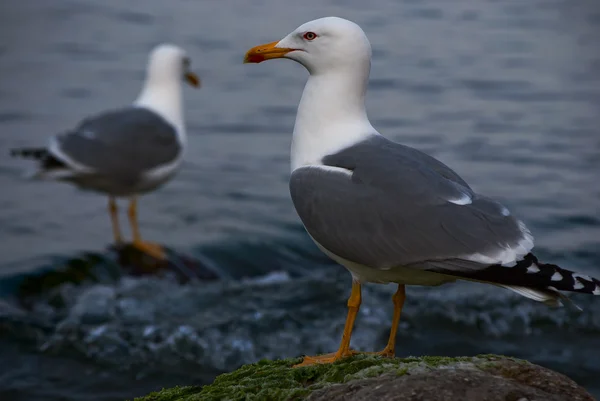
[184,72,201,88]
[243,41,294,63]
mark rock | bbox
[13,245,221,308]
[133,354,594,401]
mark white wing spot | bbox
[573,273,592,282]
[314,165,353,177]
[593,286,600,295]
[573,280,584,290]
[448,193,472,205]
[551,271,563,281]
[81,129,96,139]
[461,220,534,266]
[526,265,540,274]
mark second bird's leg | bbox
[108,197,122,244]
[127,196,165,260]
[293,280,362,367]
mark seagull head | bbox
[243,17,371,75]
[146,44,200,88]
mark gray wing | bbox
[51,107,181,179]
[289,135,533,271]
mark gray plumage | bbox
[290,134,526,270]
[56,107,181,177]
[12,107,182,196]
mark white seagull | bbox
[244,17,600,367]
[11,43,200,260]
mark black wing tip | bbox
[453,252,600,296]
[10,148,25,157]
[10,147,46,159]
[9,147,68,170]
[522,253,600,296]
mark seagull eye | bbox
[303,32,317,41]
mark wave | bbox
[1,237,599,400]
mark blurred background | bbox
[1,0,599,400]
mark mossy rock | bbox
[133,354,594,401]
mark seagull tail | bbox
[432,253,599,309]
[496,284,582,310]
[10,147,70,179]
[483,253,600,296]
[10,147,49,160]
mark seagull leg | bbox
[127,196,165,260]
[370,284,406,357]
[108,197,123,245]
[293,280,361,367]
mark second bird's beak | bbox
[184,71,201,88]
[244,41,294,64]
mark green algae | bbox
[133,386,202,401]
[133,354,527,401]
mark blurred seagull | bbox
[244,17,600,367]
[11,43,200,260]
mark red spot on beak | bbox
[245,53,266,63]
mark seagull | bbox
[244,17,600,367]
[10,43,200,260]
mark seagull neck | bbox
[291,70,374,171]
[134,78,186,140]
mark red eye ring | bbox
[303,32,317,41]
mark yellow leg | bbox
[370,284,406,357]
[127,196,165,260]
[108,197,122,244]
[293,280,362,367]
